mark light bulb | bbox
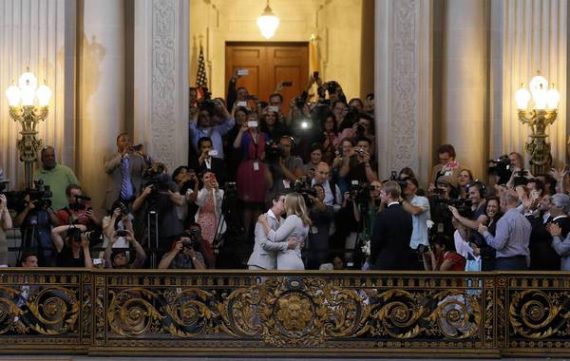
[18,72,38,91]
[546,88,560,109]
[36,85,52,107]
[514,88,531,110]
[5,85,21,106]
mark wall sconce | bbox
[5,71,52,188]
[257,0,279,39]
[515,73,560,175]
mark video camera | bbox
[488,155,512,185]
[513,170,530,187]
[348,180,371,206]
[390,171,408,191]
[69,195,92,211]
[27,179,52,209]
[143,163,171,193]
[265,140,285,163]
[290,178,317,207]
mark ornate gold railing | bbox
[0,269,569,357]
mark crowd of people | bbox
[1,71,570,274]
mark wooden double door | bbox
[225,42,309,109]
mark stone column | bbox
[0,0,76,189]
[133,0,189,173]
[375,0,434,184]
[440,0,489,178]
[490,0,567,167]
[77,0,127,209]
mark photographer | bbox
[427,175,457,241]
[190,137,226,185]
[311,162,342,211]
[266,135,304,203]
[307,184,335,269]
[195,170,225,266]
[55,184,100,227]
[51,224,93,268]
[422,234,466,271]
[189,99,235,160]
[132,163,185,256]
[448,182,489,231]
[339,137,378,185]
[506,152,533,189]
[158,231,206,270]
[103,229,146,269]
[401,177,431,268]
[172,166,199,227]
[102,200,134,250]
[15,183,59,266]
[0,193,13,266]
[103,133,147,210]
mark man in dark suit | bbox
[370,180,413,270]
[189,137,227,186]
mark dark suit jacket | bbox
[370,203,413,270]
[528,214,569,270]
[189,156,227,186]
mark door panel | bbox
[226,42,308,111]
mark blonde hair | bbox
[284,193,312,226]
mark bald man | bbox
[34,146,80,210]
[311,162,342,211]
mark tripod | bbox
[146,209,159,268]
[19,209,54,266]
[214,188,247,269]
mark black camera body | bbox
[69,195,92,211]
[265,140,285,163]
[182,229,201,250]
[28,179,52,209]
[488,155,512,185]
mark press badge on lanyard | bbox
[253,161,260,171]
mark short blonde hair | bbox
[284,193,312,226]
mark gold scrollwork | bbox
[163,288,215,337]
[510,290,568,339]
[108,288,163,337]
[26,286,80,335]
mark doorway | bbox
[225,42,309,110]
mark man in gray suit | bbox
[103,133,147,211]
[247,194,298,270]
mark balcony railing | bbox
[0,269,569,358]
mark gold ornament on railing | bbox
[515,73,560,175]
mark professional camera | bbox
[390,171,408,190]
[448,198,473,218]
[294,91,308,110]
[513,170,530,187]
[143,163,171,193]
[181,229,201,249]
[488,154,512,184]
[28,179,52,209]
[265,140,285,163]
[417,244,432,255]
[222,181,238,195]
[69,195,92,211]
[290,178,317,207]
[348,180,371,206]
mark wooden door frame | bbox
[225,41,310,100]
